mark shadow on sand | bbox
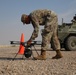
[0,56,34,61]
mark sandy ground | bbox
[0,46,76,75]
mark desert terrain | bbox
[0,46,76,75]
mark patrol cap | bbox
[21,14,27,24]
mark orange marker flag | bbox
[18,33,25,54]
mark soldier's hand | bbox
[27,40,32,46]
[20,42,25,46]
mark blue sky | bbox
[0,0,76,45]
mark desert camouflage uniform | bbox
[29,9,60,50]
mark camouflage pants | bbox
[41,16,60,51]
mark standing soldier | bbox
[21,9,63,60]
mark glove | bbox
[27,40,32,46]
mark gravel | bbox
[0,47,76,75]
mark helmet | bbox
[21,14,27,24]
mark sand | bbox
[0,47,76,75]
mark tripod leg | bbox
[12,53,18,61]
[30,47,34,59]
[22,54,25,59]
[33,46,39,56]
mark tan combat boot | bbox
[34,50,46,60]
[52,50,63,59]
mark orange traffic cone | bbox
[18,33,25,54]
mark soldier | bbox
[21,9,63,60]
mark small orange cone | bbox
[18,33,25,54]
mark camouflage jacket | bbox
[29,9,57,41]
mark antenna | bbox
[62,18,63,24]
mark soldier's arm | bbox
[30,20,39,41]
[43,11,57,33]
[44,25,51,33]
[44,14,52,33]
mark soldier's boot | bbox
[52,50,63,59]
[34,50,46,60]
